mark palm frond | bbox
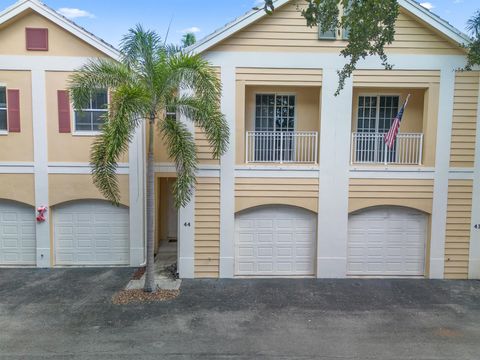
[120,24,162,80]
[90,84,149,204]
[169,95,229,159]
[69,58,133,110]
[160,116,198,208]
[165,52,222,105]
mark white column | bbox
[129,122,146,266]
[31,69,50,267]
[317,69,353,278]
[219,65,236,278]
[430,68,456,278]
[178,188,195,278]
[469,77,480,279]
[177,91,196,278]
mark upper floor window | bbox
[318,1,350,40]
[25,28,48,51]
[357,95,399,133]
[74,89,108,133]
[0,87,7,131]
[255,94,296,132]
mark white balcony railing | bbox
[351,132,423,165]
[246,131,318,164]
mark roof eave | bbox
[188,0,471,55]
[0,0,120,60]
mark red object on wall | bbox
[26,28,48,51]
[7,89,20,132]
[57,90,71,133]
[36,206,47,223]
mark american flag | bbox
[384,94,411,149]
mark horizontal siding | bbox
[349,179,434,214]
[353,70,440,88]
[236,67,322,86]
[195,67,221,165]
[211,1,462,55]
[235,177,319,213]
[194,177,220,278]
[444,180,473,279]
[195,127,220,165]
[450,72,479,168]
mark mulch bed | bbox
[112,289,180,305]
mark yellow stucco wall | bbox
[45,71,128,163]
[195,177,221,278]
[0,10,105,57]
[0,173,35,206]
[48,174,129,207]
[210,2,463,55]
[0,70,33,161]
[444,179,473,279]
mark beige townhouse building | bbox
[1,0,479,280]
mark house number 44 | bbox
[474,224,480,230]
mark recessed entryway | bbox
[347,206,427,276]
[235,205,317,277]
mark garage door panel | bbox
[258,233,273,243]
[54,200,129,266]
[235,205,316,276]
[348,207,426,276]
[0,201,36,265]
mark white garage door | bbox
[54,200,129,265]
[348,207,426,276]
[0,200,36,265]
[235,205,316,276]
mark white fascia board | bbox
[189,0,469,56]
[399,0,470,46]
[0,0,119,60]
[187,0,290,54]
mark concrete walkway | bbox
[1,268,480,359]
[126,240,181,290]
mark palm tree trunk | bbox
[144,116,156,292]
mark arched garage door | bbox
[54,200,129,266]
[235,205,317,276]
[0,200,36,265]
[348,207,427,276]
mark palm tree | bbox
[69,25,229,292]
[181,32,197,48]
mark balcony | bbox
[351,132,423,165]
[246,131,318,164]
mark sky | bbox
[0,0,478,48]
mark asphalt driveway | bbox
[1,268,480,359]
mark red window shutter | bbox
[57,90,71,133]
[26,28,48,51]
[7,89,20,133]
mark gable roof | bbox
[0,0,119,59]
[187,0,471,54]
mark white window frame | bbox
[355,93,401,133]
[253,92,297,132]
[73,89,108,136]
[0,85,7,135]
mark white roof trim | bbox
[0,0,119,60]
[187,0,471,55]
